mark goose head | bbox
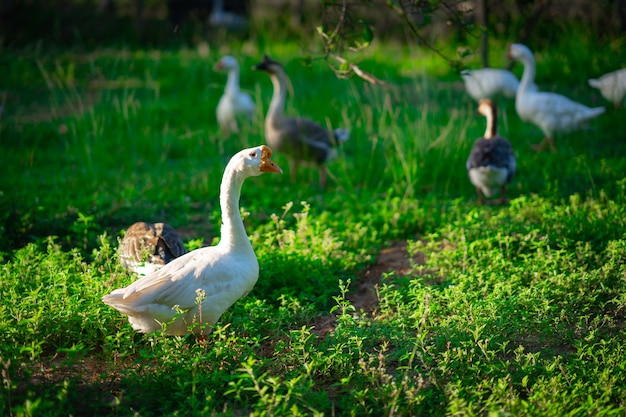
[507,43,534,64]
[214,55,240,72]
[229,145,283,176]
[478,98,496,117]
[253,55,284,75]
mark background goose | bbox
[103,145,282,336]
[253,55,349,188]
[508,43,605,152]
[208,0,249,31]
[461,68,520,101]
[214,55,256,134]
[588,68,626,108]
[119,221,187,276]
[467,99,516,205]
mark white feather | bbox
[103,146,282,335]
[509,43,604,140]
[588,68,626,107]
[214,55,256,134]
[461,68,521,101]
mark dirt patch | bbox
[348,240,424,313]
[15,354,128,414]
[20,241,427,396]
[313,240,426,336]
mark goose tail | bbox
[102,291,137,315]
[333,128,350,143]
[588,78,601,89]
[586,106,606,120]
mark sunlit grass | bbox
[1,27,625,416]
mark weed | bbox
[1,28,625,416]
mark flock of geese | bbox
[102,43,625,336]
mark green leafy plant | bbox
[1,23,625,416]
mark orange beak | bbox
[259,145,283,174]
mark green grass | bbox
[1,23,626,416]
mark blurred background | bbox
[1,0,625,50]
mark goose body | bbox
[119,221,187,276]
[214,55,256,133]
[588,68,626,107]
[461,68,520,101]
[508,43,605,152]
[103,146,282,335]
[467,99,516,205]
[253,55,349,188]
[208,0,248,31]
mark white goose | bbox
[119,221,187,276]
[214,55,256,134]
[461,68,520,101]
[253,55,350,188]
[466,99,516,205]
[508,43,605,152]
[208,0,248,31]
[103,145,282,335]
[588,68,626,108]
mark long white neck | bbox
[484,108,497,139]
[217,165,253,252]
[266,71,287,123]
[225,66,241,96]
[518,52,536,95]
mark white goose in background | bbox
[588,68,626,108]
[208,0,248,31]
[253,55,350,188]
[103,145,282,336]
[508,43,605,152]
[461,68,521,101]
[119,221,187,276]
[466,99,516,205]
[214,55,256,134]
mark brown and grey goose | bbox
[253,55,349,188]
[119,221,187,276]
[466,99,517,205]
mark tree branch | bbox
[327,53,389,87]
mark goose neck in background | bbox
[267,71,288,121]
[518,53,536,94]
[225,67,241,95]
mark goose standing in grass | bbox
[208,0,248,31]
[507,43,605,152]
[467,99,516,205]
[588,68,626,108]
[461,68,521,101]
[103,145,282,335]
[119,221,187,276]
[214,55,256,134]
[253,55,350,188]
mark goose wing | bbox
[154,222,187,263]
[519,91,604,128]
[104,248,224,312]
[467,137,515,177]
[272,117,337,163]
[236,91,256,116]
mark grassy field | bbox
[1,20,626,416]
